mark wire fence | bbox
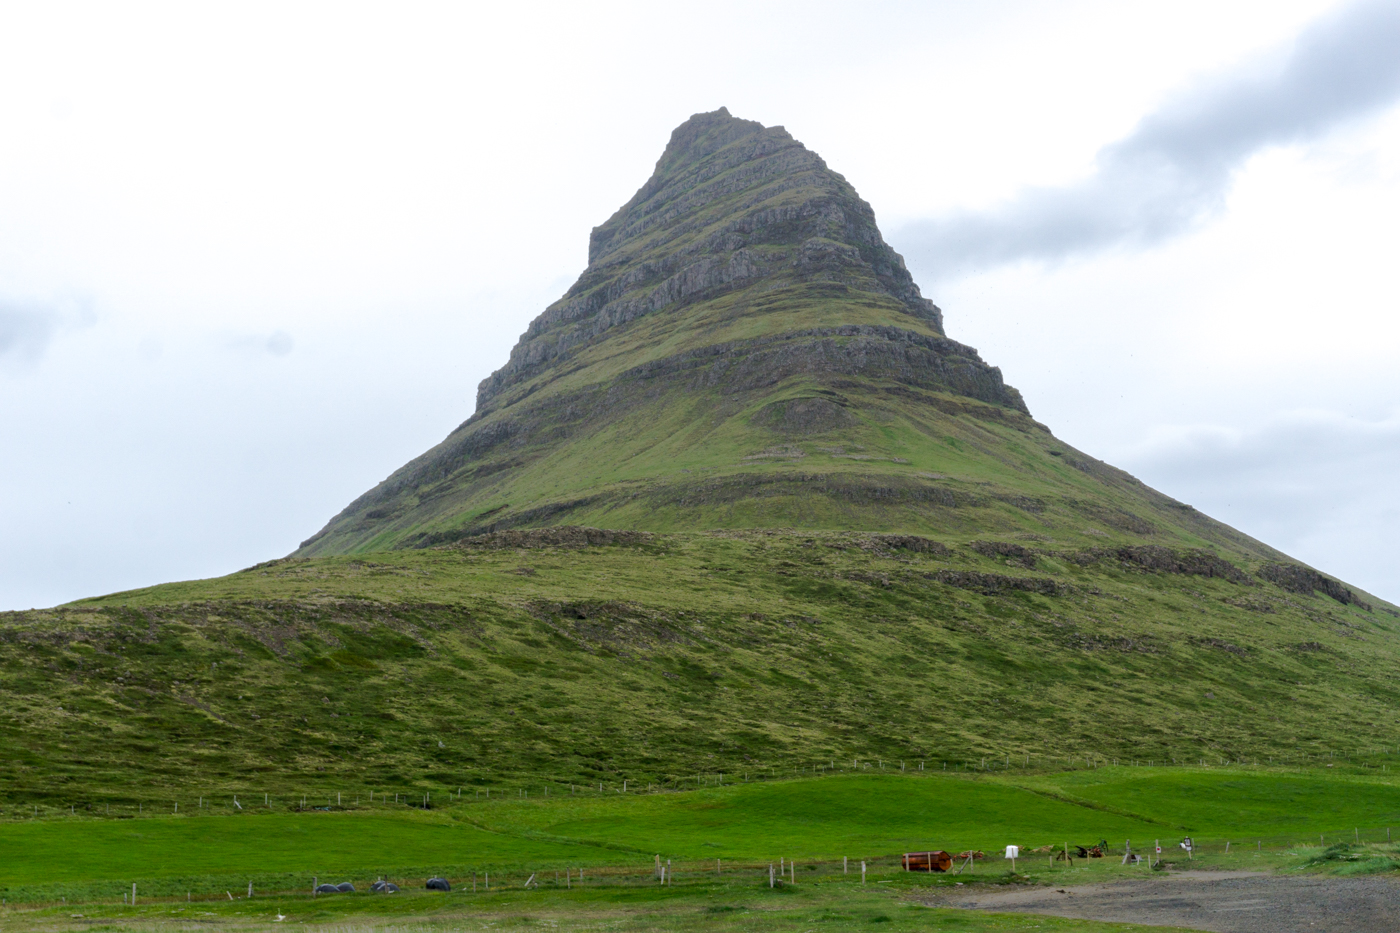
[5,748,1400,821]
[4,827,1399,909]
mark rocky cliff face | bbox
[296,109,1268,560]
[475,108,946,412]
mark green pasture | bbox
[0,808,617,889]
[0,878,1195,933]
[467,772,1163,860]
[1026,766,1400,837]
[5,767,1399,899]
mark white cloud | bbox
[897,0,1400,279]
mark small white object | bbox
[1004,845,1019,859]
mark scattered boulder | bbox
[426,877,451,891]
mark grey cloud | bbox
[227,330,295,357]
[1127,412,1400,497]
[1119,410,1400,601]
[899,0,1400,279]
[266,330,294,357]
[0,302,62,363]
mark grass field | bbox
[1026,766,1400,837]
[4,768,1399,906]
[0,878,1200,933]
[5,766,1398,930]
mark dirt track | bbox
[938,870,1400,932]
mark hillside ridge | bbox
[294,109,1266,560]
[0,526,1390,803]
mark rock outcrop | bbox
[476,108,945,410]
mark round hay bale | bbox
[335,882,356,893]
[426,877,450,891]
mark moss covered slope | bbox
[1,530,1392,801]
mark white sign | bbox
[1004,845,1019,859]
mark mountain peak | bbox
[493,110,946,412]
[652,107,768,179]
[295,111,1265,560]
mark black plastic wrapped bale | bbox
[426,877,451,891]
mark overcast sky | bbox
[2,0,1397,610]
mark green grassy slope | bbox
[2,531,1391,802]
[305,365,1287,560]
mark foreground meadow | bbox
[2,766,1399,931]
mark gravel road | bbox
[938,870,1400,932]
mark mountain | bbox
[1,109,1395,805]
[296,108,1265,559]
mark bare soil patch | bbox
[937,870,1400,933]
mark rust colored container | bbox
[902,850,953,872]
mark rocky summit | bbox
[298,108,1270,560]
